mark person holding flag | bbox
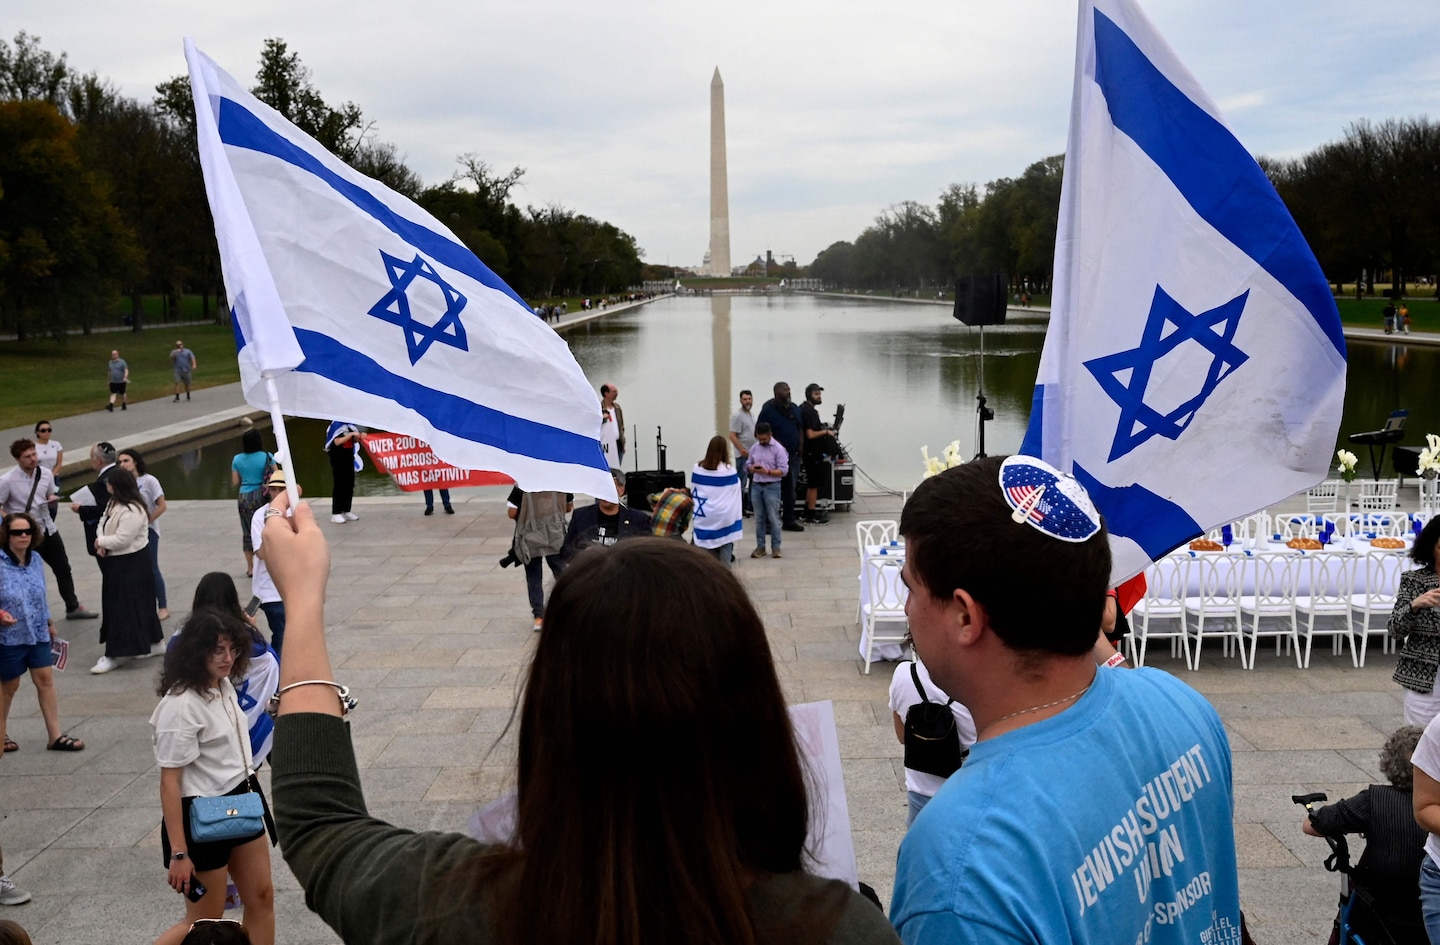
[324,422,361,525]
[1020,0,1346,588]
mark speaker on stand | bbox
[952,274,1008,459]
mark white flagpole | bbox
[264,375,302,511]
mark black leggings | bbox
[329,446,355,515]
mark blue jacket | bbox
[757,398,801,454]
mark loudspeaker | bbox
[952,273,1009,327]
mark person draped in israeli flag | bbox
[1021,0,1346,584]
[691,437,743,564]
[184,41,614,499]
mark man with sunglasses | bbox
[0,439,96,620]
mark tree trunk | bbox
[130,292,144,332]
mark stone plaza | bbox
[0,394,1419,943]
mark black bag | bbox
[903,662,965,778]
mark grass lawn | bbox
[1334,295,1437,330]
[0,325,242,429]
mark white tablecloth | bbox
[1152,542,1408,598]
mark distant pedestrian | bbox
[230,430,272,578]
[89,468,164,674]
[757,382,803,531]
[170,341,198,402]
[118,449,169,620]
[728,390,756,516]
[507,488,572,631]
[599,384,626,467]
[1384,300,1397,334]
[106,350,129,412]
[1401,303,1412,334]
[691,436,741,566]
[325,422,361,524]
[0,439,96,620]
[747,423,789,559]
[31,421,62,520]
[422,489,453,516]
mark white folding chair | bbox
[859,556,909,674]
[1236,512,1272,546]
[1237,553,1300,669]
[1357,479,1398,512]
[1184,554,1245,670]
[1129,559,1191,669]
[1279,515,1321,541]
[854,520,899,620]
[1351,513,1406,539]
[1304,480,1340,514]
[1295,554,1356,667]
[1351,551,1405,666]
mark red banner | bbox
[360,433,514,492]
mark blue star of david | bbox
[1084,285,1250,462]
[693,492,710,519]
[368,250,469,365]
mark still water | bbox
[141,295,1438,499]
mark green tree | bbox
[0,32,71,110]
[251,38,365,160]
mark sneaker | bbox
[66,606,98,620]
[343,512,359,522]
[424,507,434,516]
[771,549,783,559]
[782,522,806,533]
[0,875,32,906]
[750,548,768,558]
[90,656,126,674]
[443,506,455,514]
[811,510,830,525]
[138,641,167,659]
[330,514,346,524]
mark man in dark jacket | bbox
[69,441,117,568]
[563,468,650,561]
[756,382,804,532]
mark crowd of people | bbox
[11,383,1440,944]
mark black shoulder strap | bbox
[23,468,42,513]
[910,662,931,704]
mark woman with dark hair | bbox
[230,430,271,578]
[1389,515,1440,725]
[172,573,280,767]
[260,493,898,945]
[119,448,170,620]
[179,918,252,944]
[0,512,83,752]
[150,610,274,945]
[90,468,164,674]
[32,420,61,519]
[1303,725,1425,943]
[692,434,742,566]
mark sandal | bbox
[3,735,16,753]
[46,735,85,752]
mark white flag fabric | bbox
[184,40,614,498]
[1021,0,1346,583]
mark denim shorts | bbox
[0,640,53,682]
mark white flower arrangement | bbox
[1335,448,1358,484]
[921,440,964,478]
[1418,434,1440,479]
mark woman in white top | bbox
[118,449,170,620]
[691,436,742,566]
[32,421,61,518]
[889,657,976,826]
[90,468,163,674]
[150,610,274,945]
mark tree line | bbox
[809,120,1440,299]
[0,32,644,340]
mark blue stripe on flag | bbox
[694,520,744,541]
[691,471,739,487]
[215,97,531,311]
[1073,463,1202,560]
[293,329,609,471]
[1091,9,1345,358]
[1019,384,1045,457]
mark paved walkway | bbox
[0,482,1411,944]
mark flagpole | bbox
[263,374,302,511]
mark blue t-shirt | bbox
[891,667,1240,945]
[232,451,271,492]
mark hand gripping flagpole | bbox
[263,375,302,513]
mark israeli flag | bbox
[184,41,614,498]
[1021,0,1346,583]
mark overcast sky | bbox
[9,1,1440,269]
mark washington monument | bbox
[708,68,731,278]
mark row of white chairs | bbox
[1206,510,1418,544]
[1304,478,1399,514]
[1128,551,1405,671]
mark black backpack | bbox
[903,662,966,778]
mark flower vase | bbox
[1342,479,1352,516]
[1423,472,1439,519]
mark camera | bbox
[498,548,520,569]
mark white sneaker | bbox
[90,656,126,674]
[330,514,346,524]
[138,641,167,659]
[0,874,32,905]
[342,512,359,522]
